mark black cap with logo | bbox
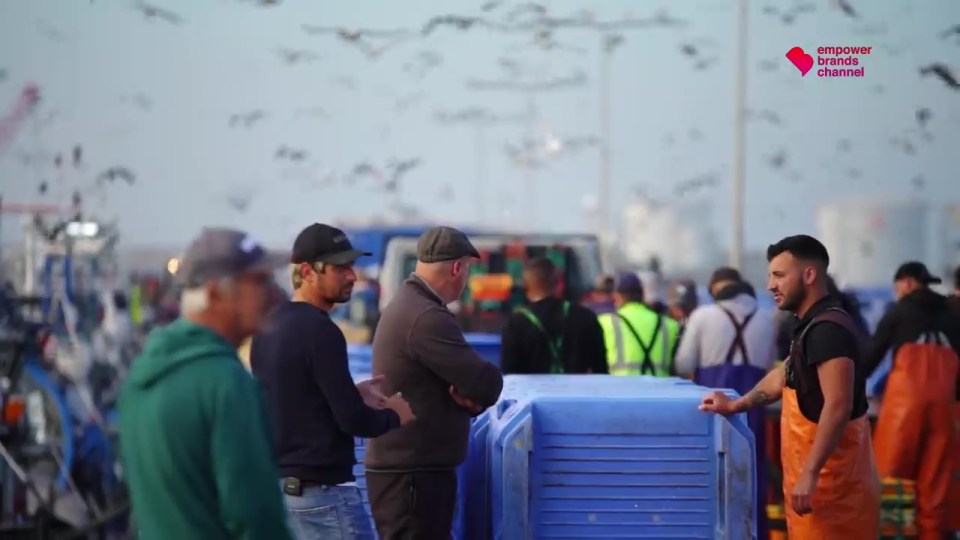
[893,261,941,284]
[291,223,371,266]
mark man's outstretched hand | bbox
[449,385,483,415]
[698,391,739,416]
[357,375,388,409]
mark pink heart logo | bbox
[785,47,814,76]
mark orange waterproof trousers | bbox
[781,388,880,539]
[949,403,960,532]
[873,343,958,540]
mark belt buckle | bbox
[282,477,303,496]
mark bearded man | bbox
[699,234,880,539]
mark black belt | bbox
[281,477,334,496]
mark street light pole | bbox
[599,43,611,239]
[524,89,537,231]
[599,34,623,243]
[730,0,748,269]
[474,123,487,225]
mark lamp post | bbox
[599,33,625,242]
[730,0,748,269]
[435,107,533,226]
[466,71,586,232]
[473,123,487,224]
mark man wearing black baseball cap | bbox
[893,260,943,291]
[250,223,415,540]
[118,227,293,539]
[365,226,502,539]
[865,260,960,538]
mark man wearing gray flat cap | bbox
[365,226,503,539]
[118,227,293,540]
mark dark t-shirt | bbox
[499,297,608,375]
[786,296,869,423]
[250,301,399,485]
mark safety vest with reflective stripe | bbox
[598,302,680,377]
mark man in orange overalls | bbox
[700,235,880,539]
[864,262,959,539]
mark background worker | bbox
[582,274,616,315]
[699,234,879,539]
[500,256,607,374]
[118,228,292,540]
[675,266,777,540]
[251,223,415,540]
[665,278,698,332]
[598,271,680,377]
[365,226,503,539]
[864,261,959,539]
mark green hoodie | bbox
[118,319,292,540]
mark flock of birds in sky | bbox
[1,0,959,219]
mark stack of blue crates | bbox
[349,371,377,532]
[456,376,699,539]
[347,332,502,532]
[462,333,502,366]
[349,367,755,538]
[475,375,756,539]
[347,344,374,374]
[349,333,501,374]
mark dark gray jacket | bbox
[365,274,503,471]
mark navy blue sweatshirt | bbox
[250,300,399,485]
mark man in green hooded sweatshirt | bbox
[118,228,292,540]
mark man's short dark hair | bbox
[954,265,960,290]
[595,275,614,294]
[524,257,557,286]
[766,234,830,268]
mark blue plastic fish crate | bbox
[464,333,502,368]
[348,334,501,376]
[348,344,374,375]
[350,370,483,539]
[484,376,756,540]
[457,375,701,539]
[348,372,376,532]
[352,407,482,538]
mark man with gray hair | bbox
[118,227,293,540]
[366,226,504,538]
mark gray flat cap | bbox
[177,227,288,287]
[416,226,480,263]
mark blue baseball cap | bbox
[615,271,643,294]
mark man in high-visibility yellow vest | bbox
[598,271,680,376]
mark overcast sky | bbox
[1,0,958,250]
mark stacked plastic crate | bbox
[348,335,502,538]
[349,355,756,539]
[474,375,756,539]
